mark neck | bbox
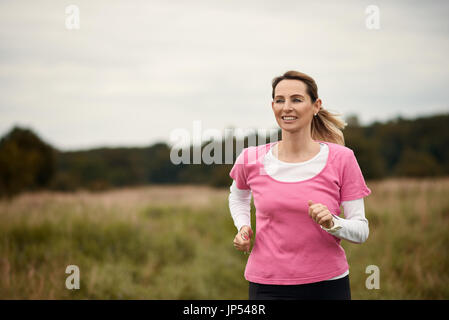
[277,130,319,158]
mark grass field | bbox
[1,178,449,299]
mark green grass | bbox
[0,179,448,299]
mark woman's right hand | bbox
[233,225,253,253]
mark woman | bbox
[228,70,371,300]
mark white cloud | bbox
[0,0,448,150]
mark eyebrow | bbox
[274,94,305,99]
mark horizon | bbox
[2,111,448,152]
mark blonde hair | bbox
[272,70,347,146]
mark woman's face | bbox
[271,79,321,132]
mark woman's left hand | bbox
[308,200,334,229]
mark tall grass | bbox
[0,179,448,299]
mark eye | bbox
[275,99,283,103]
[293,98,302,102]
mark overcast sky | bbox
[1,0,448,151]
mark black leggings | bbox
[248,275,351,300]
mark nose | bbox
[282,101,293,113]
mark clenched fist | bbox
[233,225,253,254]
[308,200,334,229]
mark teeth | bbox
[282,117,297,120]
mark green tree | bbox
[0,126,56,198]
[394,148,443,177]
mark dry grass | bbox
[0,179,448,299]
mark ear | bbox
[314,98,322,113]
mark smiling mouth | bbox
[282,116,298,121]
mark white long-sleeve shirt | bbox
[228,142,370,281]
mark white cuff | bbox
[321,215,342,233]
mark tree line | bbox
[1,113,448,198]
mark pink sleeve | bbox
[340,149,371,201]
[229,148,250,190]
